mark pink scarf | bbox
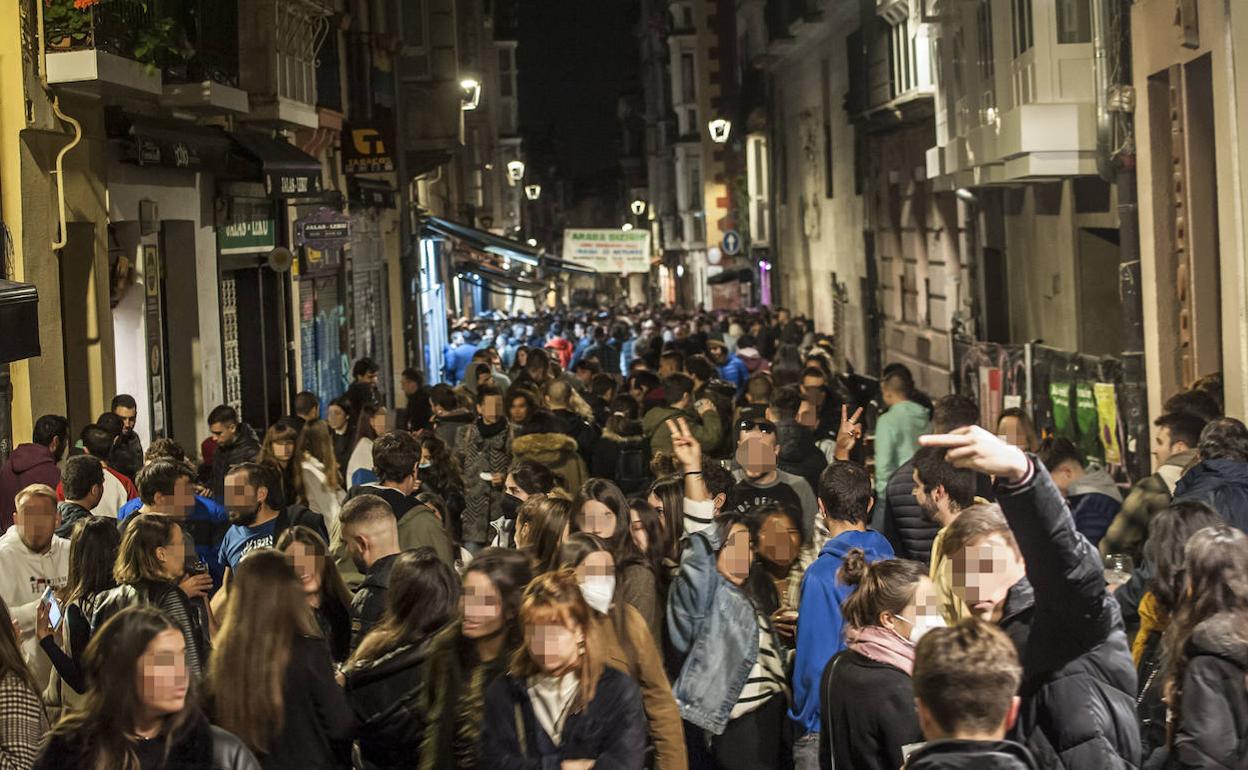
[845,625,916,675]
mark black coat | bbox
[775,418,827,495]
[880,457,939,563]
[1174,458,1248,533]
[33,714,260,770]
[552,409,600,464]
[480,666,647,770]
[111,430,145,482]
[904,739,1040,770]
[350,554,398,652]
[820,649,921,770]
[256,635,354,770]
[1166,612,1248,769]
[591,428,650,496]
[996,461,1141,770]
[210,424,262,503]
[345,640,433,770]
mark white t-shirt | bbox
[90,471,128,519]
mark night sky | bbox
[518,0,639,179]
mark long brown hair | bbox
[65,516,120,607]
[114,513,179,585]
[293,419,342,499]
[511,569,605,711]
[208,549,318,755]
[1162,525,1248,749]
[275,525,352,659]
[349,548,461,664]
[520,493,574,573]
[52,607,199,770]
[0,599,38,695]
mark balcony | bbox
[42,0,165,98]
[160,0,249,114]
[237,0,332,130]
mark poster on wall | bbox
[1094,382,1122,466]
[561,229,651,273]
[1050,382,1072,439]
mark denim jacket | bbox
[667,525,771,735]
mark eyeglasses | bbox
[736,419,776,434]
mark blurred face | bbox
[480,394,505,424]
[223,472,262,525]
[509,396,531,424]
[115,406,138,434]
[14,495,58,554]
[801,375,827,407]
[284,541,322,599]
[951,533,1025,623]
[736,433,779,478]
[326,405,348,432]
[1153,426,1175,465]
[155,526,186,580]
[997,416,1028,450]
[209,421,237,445]
[884,576,944,643]
[756,512,801,568]
[136,628,189,719]
[462,571,505,639]
[628,507,649,552]
[358,370,379,385]
[527,618,583,675]
[717,523,753,586]
[272,438,295,463]
[369,408,389,436]
[165,476,197,520]
[574,550,615,583]
[577,500,617,540]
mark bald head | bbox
[544,379,572,409]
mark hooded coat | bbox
[0,443,61,530]
[1173,457,1248,533]
[1066,467,1123,547]
[1167,612,1248,769]
[511,432,587,493]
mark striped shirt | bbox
[730,612,789,719]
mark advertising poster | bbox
[1075,383,1100,462]
[1050,382,1072,439]
[562,229,651,273]
[1094,383,1122,465]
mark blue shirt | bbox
[218,518,280,572]
[119,495,228,588]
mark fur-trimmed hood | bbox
[512,432,579,463]
[1189,612,1248,668]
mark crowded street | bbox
[0,0,1247,769]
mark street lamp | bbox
[524,184,542,200]
[630,199,647,216]
[507,160,526,182]
[708,118,732,143]
[622,223,634,232]
[460,78,481,111]
[526,238,538,247]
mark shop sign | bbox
[267,172,323,198]
[343,121,396,174]
[561,229,651,273]
[296,208,352,250]
[218,214,277,255]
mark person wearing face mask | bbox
[821,555,934,770]
[668,512,792,770]
[557,534,688,770]
[502,460,560,532]
[481,569,646,769]
[454,384,513,555]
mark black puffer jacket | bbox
[1167,612,1248,769]
[776,418,827,495]
[904,739,1040,769]
[345,640,434,770]
[880,457,938,563]
[996,461,1141,770]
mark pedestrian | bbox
[293,420,346,544]
[503,459,560,522]
[294,390,320,425]
[727,416,818,540]
[416,434,467,546]
[207,405,262,504]
[258,418,301,509]
[344,548,461,770]
[593,396,650,495]
[668,512,791,770]
[32,606,259,770]
[430,384,475,448]
[641,374,722,459]
[108,394,144,481]
[418,548,533,770]
[480,569,646,769]
[277,526,352,664]
[911,446,978,623]
[516,493,574,573]
[69,423,139,519]
[821,555,932,770]
[93,513,209,681]
[750,501,814,648]
[506,387,540,431]
[339,496,403,651]
[769,384,827,494]
[54,455,104,539]
[873,366,931,500]
[1039,437,1123,547]
[996,407,1040,452]
[1172,416,1248,532]
[0,416,67,533]
[707,338,748,395]
[455,383,512,554]
[399,368,433,433]
[512,411,588,493]
[208,549,353,770]
[346,403,388,488]
[0,595,47,768]
[326,398,354,477]
[216,463,328,580]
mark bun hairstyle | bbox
[839,550,927,629]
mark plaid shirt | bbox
[0,671,48,767]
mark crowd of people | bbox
[0,305,1243,770]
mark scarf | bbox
[845,624,916,675]
[478,415,509,439]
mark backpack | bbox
[615,442,650,495]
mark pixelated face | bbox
[527,620,582,674]
[156,526,186,579]
[509,396,531,424]
[480,394,505,423]
[137,628,188,717]
[951,534,1022,622]
[208,421,237,445]
[370,408,389,436]
[801,376,827,406]
[326,405,348,431]
[15,495,57,554]
[889,576,944,642]
[756,512,801,568]
[736,434,778,477]
[998,416,1027,450]
[272,439,295,463]
[717,523,754,586]
[575,550,615,582]
[577,500,617,540]
[223,473,261,525]
[115,406,138,433]
[628,507,649,552]
[170,476,197,519]
[284,541,322,598]
[462,570,505,639]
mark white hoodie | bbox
[0,526,70,689]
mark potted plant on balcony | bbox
[43,0,99,50]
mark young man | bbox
[67,424,139,519]
[926,426,1139,769]
[912,446,977,623]
[873,367,931,499]
[727,417,818,539]
[398,368,432,433]
[430,384,474,449]
[293,391,320,425]
[791,462,894,770]
[906,618,1037,769]
[0,484,70,689]
[110,394,144,481]
[685,354,735,459]
[706,338,748,395]
[1100,410,1205,560]
[658,349,685,378]
[0,414,68,531]
[56,455,104,538]
[340,495,402,650]
[1039,437,1122,547]
[207,405,261,504]
[767,384,827,494]
[641,373,722,458]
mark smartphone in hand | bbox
[39,587,62,631]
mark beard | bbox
[228,502,262,526]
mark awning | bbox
[422,216,542,266]
[349,177,397,209]
[407,150,453,178]
[106,110,236,172]
[230,130,324,199]
[454,261,545,293]
[707,267,754,285]
[540,254,597,276]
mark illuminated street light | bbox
[676,264,686,277]
[507,160,526,182]
[460,78,481,111]
[708,118,731,143]
[526,238,538,247]
[524,184,541,200]
[630,199,647,216]
[622,223,634,231]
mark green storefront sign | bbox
[218,209,277,255]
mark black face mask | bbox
[501,493,522,520]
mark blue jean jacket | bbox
[667,526,762,736]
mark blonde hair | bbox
[511,569,605,711]
[14,483,57,511]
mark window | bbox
[747,134,771,245]
[1056,0,1092,44]
[681,52,696,104]
[821,58,834,198]
[686,154,702,213]
[1012,0,1034,56]
[890,19,916,96]
[498,47,515,97]
[977,0,994,81]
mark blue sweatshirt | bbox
[790,528,895,735]
[118,495,229,589]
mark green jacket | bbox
[641,404,722,458]
[873,399,930,497]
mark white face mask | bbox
[418,461,432,469]
[579,575,616,615]
[896,613,946,644]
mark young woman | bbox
[821,553,931,770]
[749,503,816,648]
[345,548,461,770]
[572,479,662,643]
[558,535,687,770]
[418,548,533,770]
[625,499,666,582]
[503,459,560,526]
[516,493,574,574]
[996,407,1040,452]
[505,387,540,431]
[668,512,790,770]
[92,513,208,681]
[325,398,355,478]
[0,598,48,767]
[38,516,120,704]
[1161,524,1248,768]
[258,419,301,509]
[454,384,512,554]
[293,420,346,544]
[346,403,388,489]
[34,606,258,770]
[209,549,353,770]
[417,434,467,546]
[276,526,353,664]
[479,569,646,769]
[647,475,685,564]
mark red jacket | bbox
[0,444,62,532]
[55,465,139,503]
[545,337,574,369]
